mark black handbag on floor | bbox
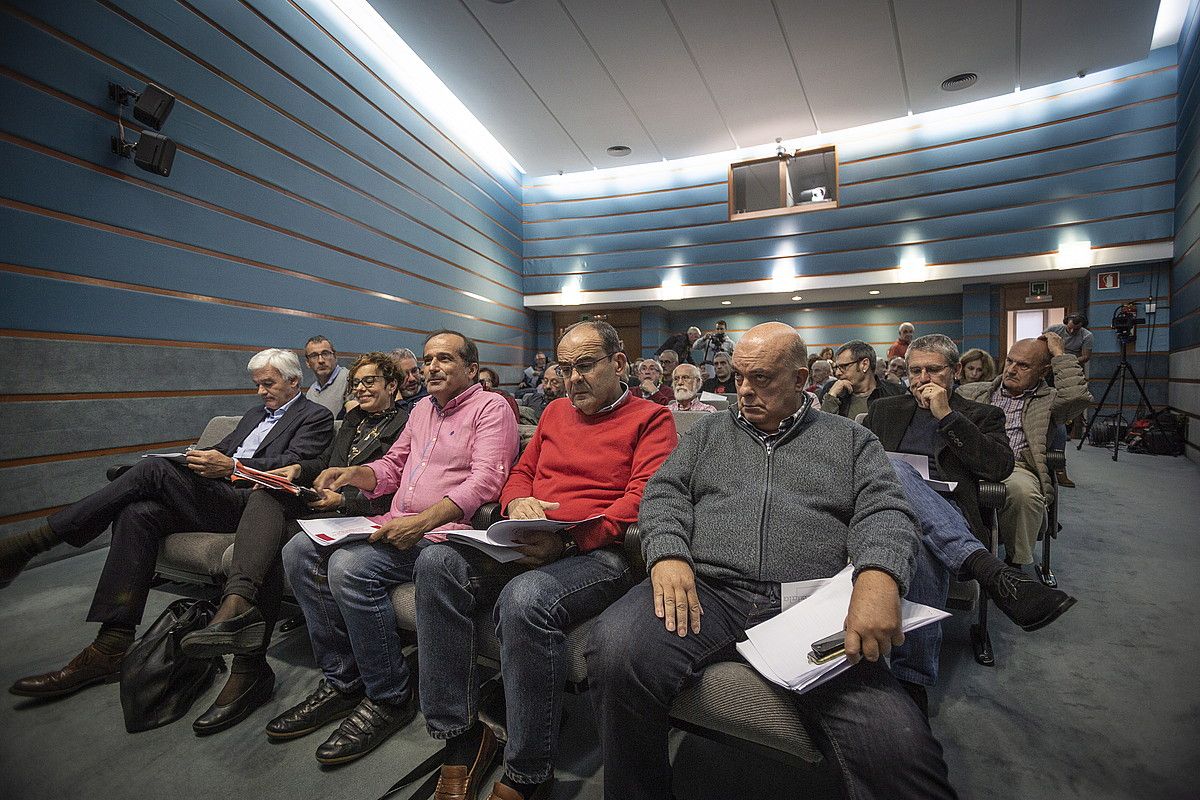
[119,598,225,733]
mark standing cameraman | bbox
[691,320,736,379]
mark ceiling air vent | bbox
[940,72,978,92]
[606,145,631,157]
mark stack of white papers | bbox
[736,565,950,695]
[447,516,602,563]
[298,517,380,546]
[887,452,958,493]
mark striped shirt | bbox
[990,385,1036,455]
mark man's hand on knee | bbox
[650,558,703,637]
[843,569,903,663]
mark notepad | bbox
[887,452,958,493]
[298,517,380,546]
[737,566,950,695]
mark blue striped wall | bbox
[668,297,962,365]
[1085,262,1172,412]
[1172,2,1200,459]
[521,48,1176,298]
[961,283,1002,357]
[0,0,528,555]
[640,306,669,358]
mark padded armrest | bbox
[1046,449,1065,471]
[978,481,1007,510]
[472,502,503,529]
[623,524,647,583]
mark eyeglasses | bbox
[906,364,951,378]
[555,352,615,377]
[349,375,385,389]
[305,350,335,361]
[832,359,862,374]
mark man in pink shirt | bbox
[275,330,518,766]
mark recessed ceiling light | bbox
[721,300,732,305]
[940,72,978,92]
[606,145,631,157]
[868,290,881,295]
[791,295,802,301]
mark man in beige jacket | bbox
[958,332,1092,565]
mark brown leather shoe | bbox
[1055,470,1076,488]
[435,724,499,800]
[9,644,124,698]
[486,779,553,800]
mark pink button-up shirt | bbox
[364,382,518,538]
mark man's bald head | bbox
[737,322,808,370]
[1001,337,1051,395]
[732,323,810,432]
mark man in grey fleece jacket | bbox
[586,323,956,800]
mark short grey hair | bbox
[389,347,418,363]
[687,326,702,337]
[899,322,915,334]
[248,348,302,382]
[562,320,623,356]
[906,334,959,367]
[673,363,703,382]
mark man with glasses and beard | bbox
[822,339,904,419]
[667,363,715,413]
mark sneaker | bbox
[986,567,1076,632]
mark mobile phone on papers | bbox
[807,631,846,665]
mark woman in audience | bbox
[178,353,409,733]
[478,366,521,422]
[959,348,996,383]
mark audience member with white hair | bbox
[2,347,335,705]
[888,322,916,360]
[655,327,700,367]
[805,359,834,396]
[667,363,716,413]
[636,358,673,405]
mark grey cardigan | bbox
[640,401,919,594]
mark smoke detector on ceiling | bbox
[606,145,631,157]
[940,72,978,92]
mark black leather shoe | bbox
[314,694,417,766]
[180,607,267,658]
[192,665,275,736]
[265,679,364,741]
[9,645,123,698]
[987,566,1077,632]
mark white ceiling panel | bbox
[664,0,818,148]
[562,0,735,161]
[463,0,659,169]
[1020,0,1158,89]
[775,0,908,132]
[895,0,1018,113]
[368,0,587,173]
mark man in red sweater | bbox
[414,320,677,800]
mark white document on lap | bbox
[446,516,603,563]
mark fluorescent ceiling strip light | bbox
[325,0,526,175]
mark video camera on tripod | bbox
[1111,302,1145,344]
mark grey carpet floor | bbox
[1,445,1197,800]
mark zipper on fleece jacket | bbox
[758,438,774,580]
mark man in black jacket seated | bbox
[177,353,407,734]
[865,334,1075,708]
[1,348,333,699]
[822,338,905,418]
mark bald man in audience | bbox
[958,332,1092,567]
[587,322,956,800]
[667,363,715,413]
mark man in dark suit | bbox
[1,348,333,699]
[864,334,1074,710]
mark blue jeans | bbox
[414,542,632,784]
[585,576,956,800]
[281,534,427,704]
[889,459,987,687]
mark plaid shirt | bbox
[734,395,812,448]
[990,385,1036,456]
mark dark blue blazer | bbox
[212,395,334,472]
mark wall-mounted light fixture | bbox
[108,81,177,176]
[1056,240,1092,270]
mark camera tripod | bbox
[1077,339,1156,462]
